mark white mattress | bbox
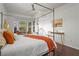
[1,35,48,56]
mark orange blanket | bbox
[25,34,56,52]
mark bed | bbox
[1,34,56,56]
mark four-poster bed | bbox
[0,3,57,56]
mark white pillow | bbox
[14,33,19,40]
[14,33,24,40]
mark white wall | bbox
[55,3,79,49]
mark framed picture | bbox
[52,18,63,27]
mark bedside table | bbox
[0,46,3,56]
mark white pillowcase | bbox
[14,33,24,41]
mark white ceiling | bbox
[3,3,65,17]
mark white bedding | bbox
[1,34,48,56]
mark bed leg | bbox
[53,50,55,56]
[48,50,55,56]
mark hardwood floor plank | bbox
[55,43,79,56]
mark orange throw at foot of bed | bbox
[25,34,57,52]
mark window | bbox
[19,20,27,33]
[33,20,35,32]
[27,22,32,34]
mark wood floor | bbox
[51,43,79,56]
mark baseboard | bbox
[56,42,79,51]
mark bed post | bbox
[1,12,3,29]
[53,49,55,56]
[52,8,56,56]
[53,8,55,41]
